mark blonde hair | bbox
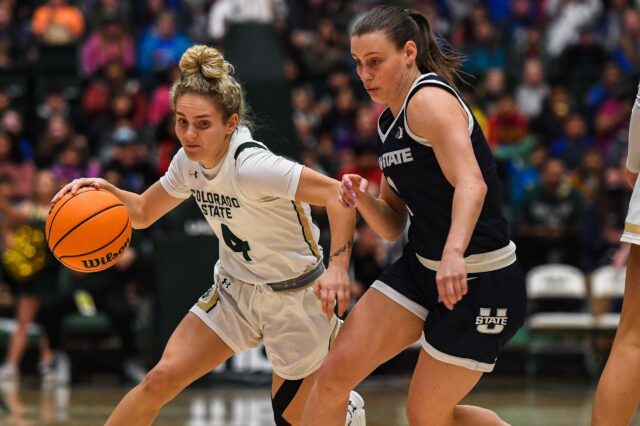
[170,45,248,125]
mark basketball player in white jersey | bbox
[52,45,365,426]
[592,82,640,425]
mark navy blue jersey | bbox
[377,73,509,260]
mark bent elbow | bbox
[131,221,149,230]
[382,226,405,242]
[129,208,151,230]
[478,181,488,198]
[382,234,398,243]
[131,219,149,230]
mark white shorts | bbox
[622,177,640,245]
[190,263,339,380]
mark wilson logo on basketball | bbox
[80,238,131,269]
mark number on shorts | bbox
[221,224,252,261]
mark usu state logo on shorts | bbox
[475,308,508,334]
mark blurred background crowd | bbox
[0,0,637,385]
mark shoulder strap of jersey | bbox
[406,73,474,135]
[233,141,268,160]
[408,73,457,101]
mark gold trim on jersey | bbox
[625,222,640,235]
[328,318,342,350]
[292,201,322,260]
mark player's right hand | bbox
[436,249,468,310]
[52,178,112,204]
[314,266,351,319]
[339,174,368,208]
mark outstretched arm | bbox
[52,179,184,229]
[295,167,356,318]
[340,175,408,242]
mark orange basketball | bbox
[45,187,132,272]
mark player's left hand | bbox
[314,266,351,319]
[339,174,368,208]
[436,250,468,310]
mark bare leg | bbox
[105,313,234,426]
[302,289,423,426]
[271,371,318,425]
[593,244,640,425]
[39,336,54,366]
[406,350,507,426]
[6,296,40,367]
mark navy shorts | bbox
[372,246,527,372]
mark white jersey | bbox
[160,126,323,284]
[626,81,640,173]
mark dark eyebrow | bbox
[351,52,382,59]
[176,112,212,119]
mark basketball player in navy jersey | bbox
[302,6,526,426]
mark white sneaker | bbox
[345,390,366,426]
[39,362,56,388]
[54,351,71,385]
[0,363,18,383]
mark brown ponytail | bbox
[352,5,464,88]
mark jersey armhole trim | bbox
[404,80,474,147]
[233,141,268,160]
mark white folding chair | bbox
[590,265,626,331]
[525,264,595,377]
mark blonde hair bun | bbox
[179,44,233,80]
[171,44,247,126]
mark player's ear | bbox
[226,113,239,134]
[404,40,417,67]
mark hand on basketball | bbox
[339,174,368,208]
[314,267,351,319]
[436,250,468,310]
[52,178,112,204]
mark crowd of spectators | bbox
[0,0,638,379]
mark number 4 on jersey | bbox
[221,224,252,261]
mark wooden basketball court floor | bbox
[0,375,638,426]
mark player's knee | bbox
[139,364,179,402]
[452,405,509,426]
[463,409,508,426]
[406,401,433,425]
[406,401,450,425]
[314,358,354,396]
